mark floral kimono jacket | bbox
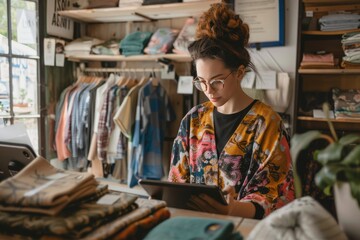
[168,101,294,217]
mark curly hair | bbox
[188,2,254,71]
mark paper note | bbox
[44,38,55,66]
[255,71,277,90]
[241,71,256,89]
[177,76,194,94]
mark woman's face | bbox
[195,58,241,108]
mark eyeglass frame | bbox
[192,71,234,92]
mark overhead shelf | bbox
[298,69,360,74]
[66,53,192,63]
[302,29,360,36]
[58,0,220,23]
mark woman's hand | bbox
[187,186,237,215]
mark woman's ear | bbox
[236,65,246,79]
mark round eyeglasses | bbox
[193,71,233,92]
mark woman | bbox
[168,3,294,219]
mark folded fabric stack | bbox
[142,0,182,5]
[91,39,121,55]
[119,0,143,8]
[0,156,170,239]
[65,37,104,56]
[88,0,119,8]
[319,13,360,31]
[332,88,360,120]
[120,31,152,56]
[300,52,337,69]
[341,31,360,69]
[172,18,197,54]
[144,28,179,55]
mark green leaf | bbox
[291,131,323,165]
[339,134,360,145]
[345,169,360,184]
[315,165,340,195]
[349,181,360,208]
[316,143,344,165]
[342,145,360,166]
[290,131,323,198]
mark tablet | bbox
[138,179,228,210]
[0,141,36,181]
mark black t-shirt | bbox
[213,100,257,156]
[213,100,264,219]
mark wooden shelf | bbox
[66,53,192,62]
[298,69,360,74]
[302,29,360,36]
[58,0,220,23]
[303,0,359,3]
[297,116,360,132]
[298,116,360,123]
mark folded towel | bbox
[248,196,347,240]
[0,156,98,215]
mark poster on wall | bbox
[46,0,74,40]
[234,0,284,48]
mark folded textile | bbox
[120,31,152,56]
[302,53,334,63]
[91,39,121,55]
[332,88,360,113]
[143,216,243,240]
[144,28,179,54]
[111,207,171,240]
[82,198,167,240]
[248,196,347,240]
[172,18,197,54]
[0,190,138,239]
[341,60,360,69]
[88,0,119,8]
[0,156,98,215]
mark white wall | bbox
[247,0,299,134]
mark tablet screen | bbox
[138,179,228,210]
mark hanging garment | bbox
[128,80,176,187]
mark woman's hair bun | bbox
[196,3,249,47]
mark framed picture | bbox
[46,0,74,40]
[234,0,285,48]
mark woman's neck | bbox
[216,90,254,114]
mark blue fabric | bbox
[128,81,175,187]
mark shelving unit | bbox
[58,0,220,23]
[59,0,221,63]
[294,0,360,133]
[66,53,192,63]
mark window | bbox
[0,0,41,153]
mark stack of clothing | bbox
[341,31,360,69]
[65,37,104,56]
[319,13,360,31]
[91,39,121,55]
[119,0,143,7]
[88,0,119,8]
[172,18,197,54]
[332,88,360,120]
[144,28,179,55]
[0,156,170,239]
[300,52,337,69]
[142,0,182,5]
[120,31,152,56]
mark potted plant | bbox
[291,103,360,240]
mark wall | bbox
[247,0,299,134]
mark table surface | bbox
[101,179,260,239]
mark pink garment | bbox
[302,53,334,63]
